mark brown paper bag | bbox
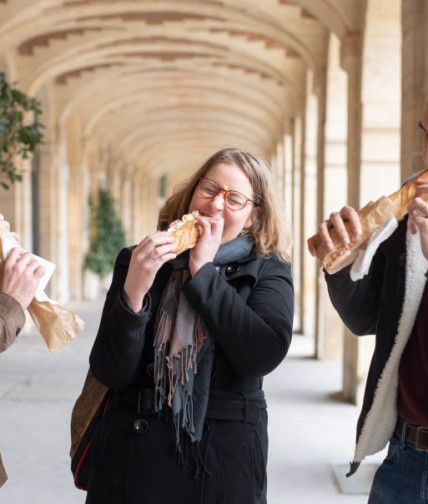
[0,232,85,351]
[27,298,85,352]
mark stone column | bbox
[276,139,285,208]
[0,58,33,247]
[312,64,335,360]
[283,119,294,225]
[338,0,401,404]
[68,162,86,300]
[133,172,159,242]
[291,115,303,333]
[340,33,364,403]
[401,0,428,179]
[36,83,72,302]
[120,173,132,239]
[0,58,15,223]
[302,72,319,340]
[315,34,348,361]
[294,104,306,335]
[38,141,71,302]
[65,112,87,300]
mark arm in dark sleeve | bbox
[89,248,152,389]
[325,250,385,335]
[0,292,25,352]
[183,257,294,378]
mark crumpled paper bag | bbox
[0,230,85,351]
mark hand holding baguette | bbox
[307,169,428,274]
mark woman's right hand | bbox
[123,231,176,312]
[314,205,362,254]
[188,216,224,277]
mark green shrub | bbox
[0,72,44,189]
[84,189,126,276]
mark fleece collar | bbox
[350,230,428,471]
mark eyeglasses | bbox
[418,121,428,136]
[196,177,260,211]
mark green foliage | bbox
[0,72,44,190]
[84,189,126,276]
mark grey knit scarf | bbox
[153,236,253,450]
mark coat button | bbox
[225,264,240,276]
[133,418,149,434]
[146,363,154,377]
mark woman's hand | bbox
[407,181,428,259]
[123,231,176,312]
[189,216,224,276]
[314,205,362,254]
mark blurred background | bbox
[0,0,426,502]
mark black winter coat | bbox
[86,247,294,504]
[325,218,428,474]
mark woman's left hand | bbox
[189,216,224,276]
[408,181,428,259]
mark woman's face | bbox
[188,162,255,243]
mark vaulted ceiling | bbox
[0,0,361,179]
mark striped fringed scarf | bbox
[153,236,254,454]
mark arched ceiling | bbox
[0,0,361,180]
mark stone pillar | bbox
[120,173,132,240]
[302,72,319,340]
[315,34,348,361]
[38,142,70,302]
[0,59,33,248]
[65,112,87,300]
[283,119,294,225]
[131,172,144,244]
[293,111,305,334]
[401,0,428,179]
[36,83,72,302]
[312,64,338,360]
[361,0,401,200]
[68,162,86,300]
[274,138,286,217]
[338,0,401,403]
[340,33,364,403]
[133,172,159,243]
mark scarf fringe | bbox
[151,237,252,473]
[154,305,207,413]
[152,264,211,461]
[154,326,199,444]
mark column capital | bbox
[312,65,327,102]
[340,33,362,73]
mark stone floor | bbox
[0,298,385,503]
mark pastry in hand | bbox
[167,211,202,255]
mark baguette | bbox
[307,169,428,274]
[168,211,202,255]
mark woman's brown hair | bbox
[158,148,291,261]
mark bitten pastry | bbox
[168,211,202,255]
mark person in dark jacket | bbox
[311,100,428,504]
[86,148,294,504]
